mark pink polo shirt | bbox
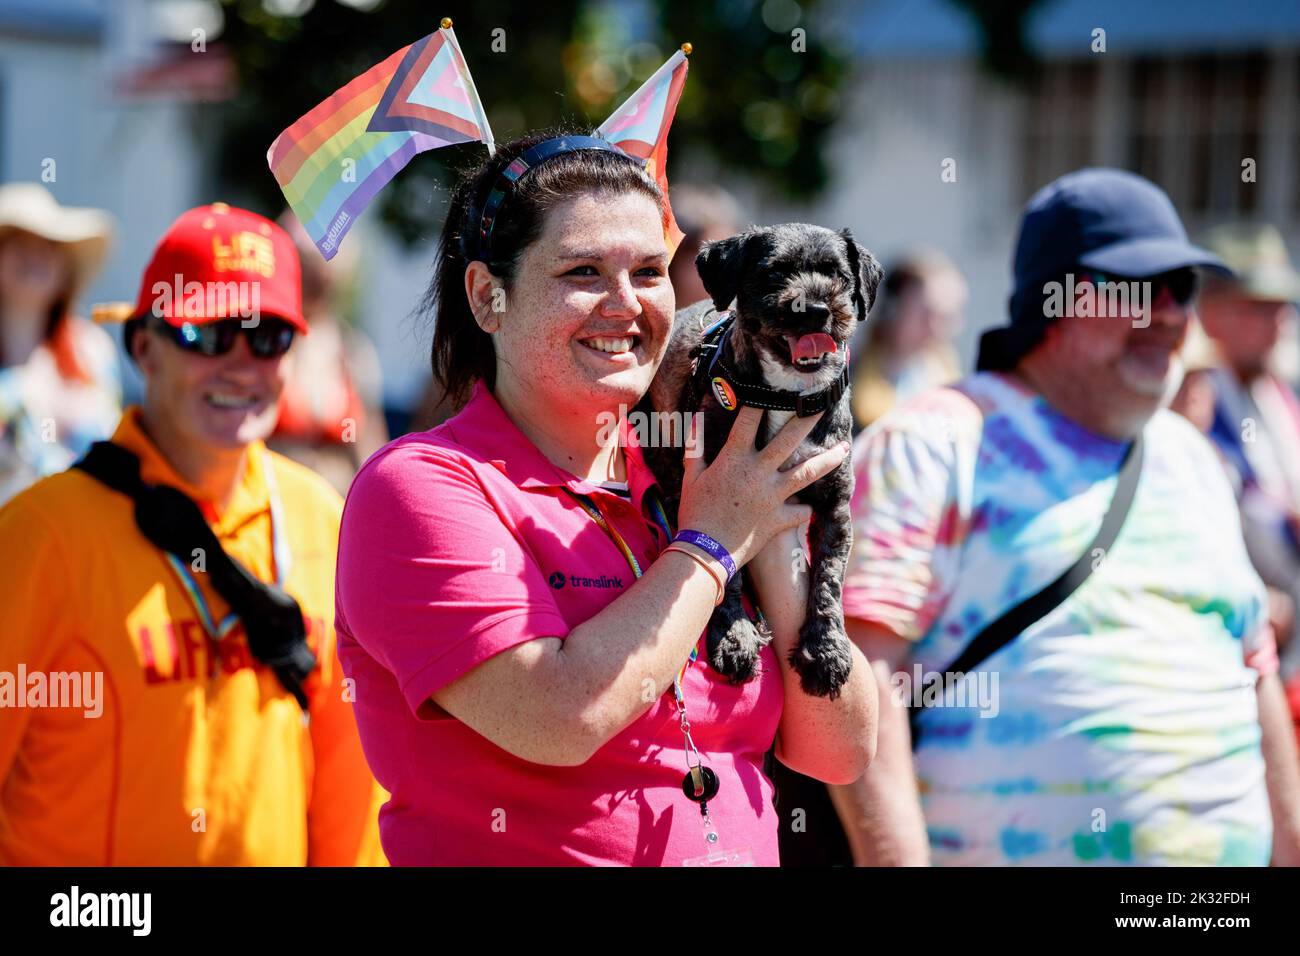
[335,380,783,865]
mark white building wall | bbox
[755,57,1027,365]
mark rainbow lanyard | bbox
[568,481,726,853]
[162,448,292,642]
[565,485,698,707]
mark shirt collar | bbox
[443,379,663,514]
[110,406,271,533]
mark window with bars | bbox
[1022,52,1289,221]
[1022,61,1099,198]
[1127,53,1266,217]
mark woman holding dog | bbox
[335,131,877,866]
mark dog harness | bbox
[686,311,851,418]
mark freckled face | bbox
[491,189,675,416]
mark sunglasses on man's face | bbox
[1082,268,1199,307]
[149,316,296,359]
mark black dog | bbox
[640,224,883,698]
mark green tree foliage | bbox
[650,0,851,200]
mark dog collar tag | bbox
[711,376,738,411]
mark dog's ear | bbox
[839,228,884,322]
[695,234,749,312]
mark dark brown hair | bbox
[427,127,664,412]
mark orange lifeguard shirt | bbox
[0,407,385,866]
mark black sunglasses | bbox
[148,316,296,358]
[1081,267,1199,307]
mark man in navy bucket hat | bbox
[980,168,1230,373]
[828,168,1300,866]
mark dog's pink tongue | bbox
[787,332,838,362]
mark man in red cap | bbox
[0,203,385,865]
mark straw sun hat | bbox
[0,182,113,293]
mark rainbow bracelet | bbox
[671,530,737,582]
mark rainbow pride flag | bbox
[597,47,689,259]
[268,24,493,260]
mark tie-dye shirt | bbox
[844,371,1276,866]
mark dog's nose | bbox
[799,301,831,321]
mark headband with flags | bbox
[268,21,689,261]
[596,46,690,259]
[267,18,493,261]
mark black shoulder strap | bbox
[75,441,149,498]
[75,441,316,711]
[909,431,1145,746]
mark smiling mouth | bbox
[205,392,261,410]
[784,332,839,370]
[578,334,641,357]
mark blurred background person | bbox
[850,248,966,435]
[1168,362,1218,437]
[270,213,387,495]
[0,182,119,503]
[1194,223,1300,683]
[1169,333,1300,747]
[837,170,1300,866]
[667,182,743,308]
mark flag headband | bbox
[461,135,640,265]
[268,18,689,262]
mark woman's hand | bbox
[676,406,849,568]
